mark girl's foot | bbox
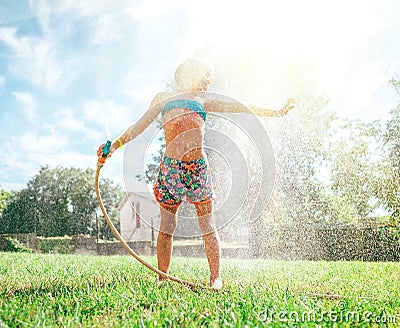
[210,277,223,290]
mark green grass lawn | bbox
[0,252,399,327]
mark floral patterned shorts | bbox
[153,156,215,207]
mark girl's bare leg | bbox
[195,200,222,289]
[157,205,178,280]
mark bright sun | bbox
[179,0,382,106]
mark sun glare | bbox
[179,0,383,106]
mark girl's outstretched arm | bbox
[117,93,165,144]
[205,98,296,117]
[248,98,296,117]
[99,93,165,157]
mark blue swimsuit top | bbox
[161,99,206,121]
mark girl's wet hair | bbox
[174,58,213,91]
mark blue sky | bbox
[0,0,399,191]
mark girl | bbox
[98,59,295,290]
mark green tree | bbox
[328,120,380,220]
[0,188,34,234]
[377,78,400,221]
[0,166,124,238]
[0,189,14,217]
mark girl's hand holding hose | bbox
[97,143,110,164]
[97,138,123,164]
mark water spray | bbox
[95,140,197,289]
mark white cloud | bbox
[88,13,125,46]
[54,107,85,131]
[26,1,158,99]
[124,0,171,22]
[14,130,67,156]
[37,0,116,18]
[0,128,68,190]
[0,76,5,88]
[0,126,99,190]
[13,91,38,121]
[53,107,104,142]
[0,27,69,93]
[3,0,182,102]
[82,99,137,138]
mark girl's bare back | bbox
[158,92,206,161]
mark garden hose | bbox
[95,142,197,289]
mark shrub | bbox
[38,236,74,254]
[0,236,33,253]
